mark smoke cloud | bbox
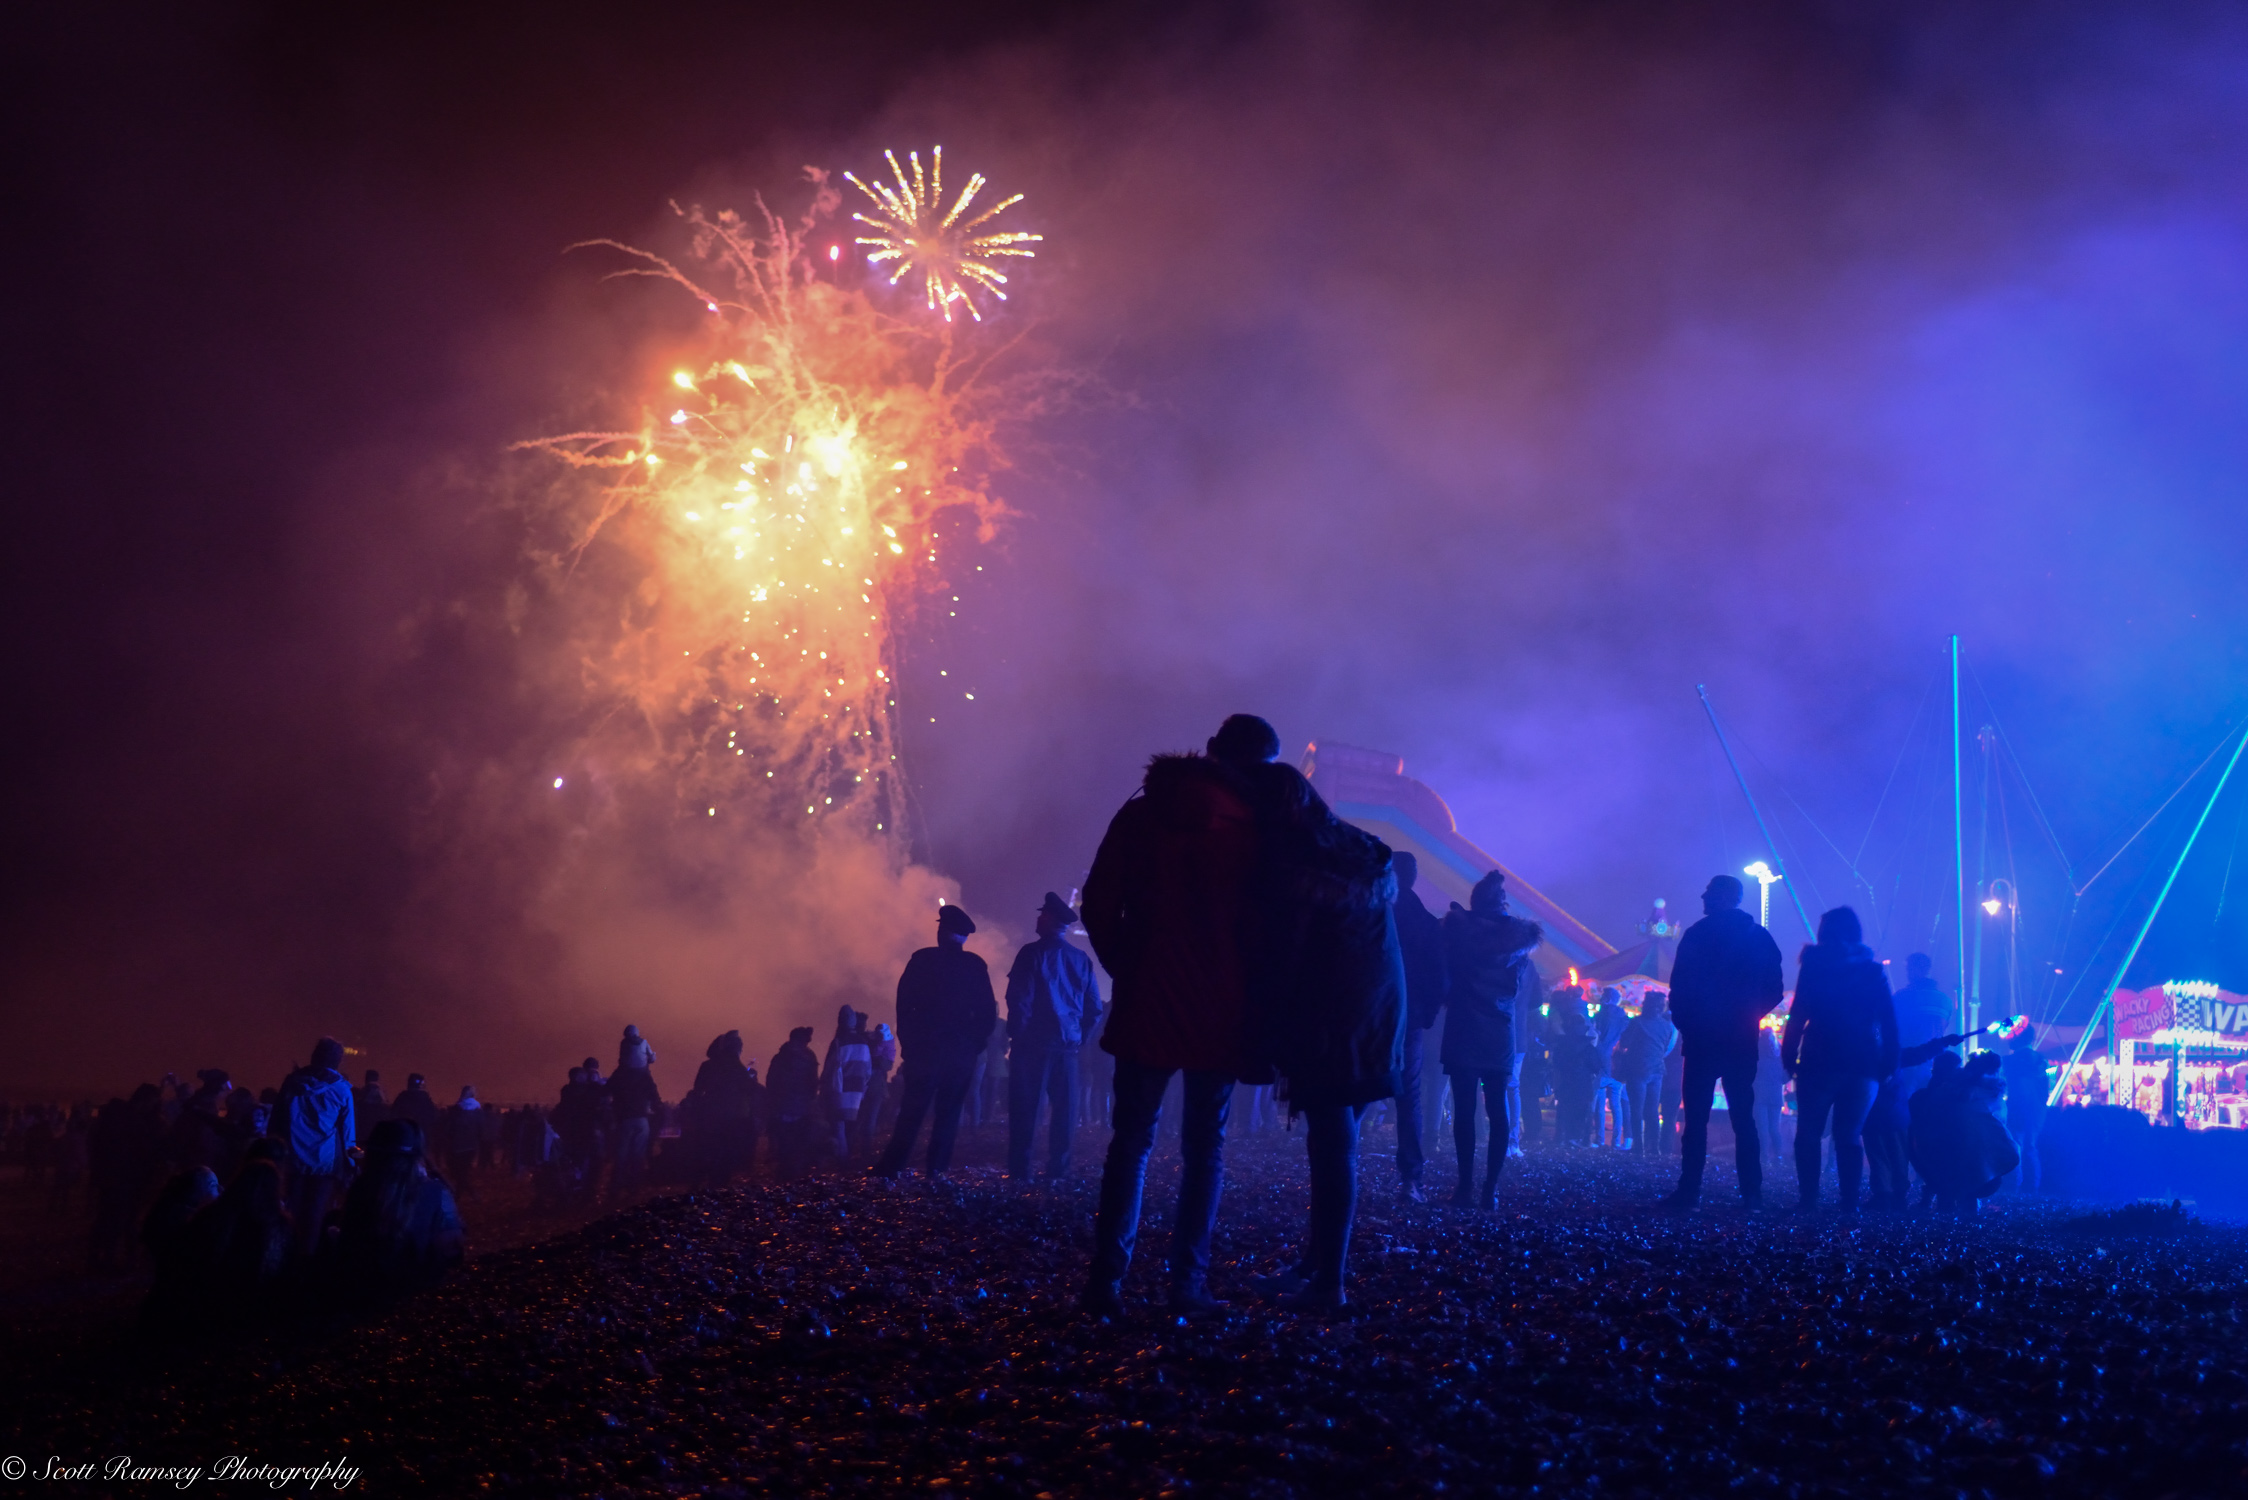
[8,1,2248,1098]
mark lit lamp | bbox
[1743,861,1782,929]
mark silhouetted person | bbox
[444,1086,484,1198]
[768,1027,822,1177]
[139,1166,222,1331]
[1006,892,1103,1181]
[1910,1050,2016,1212]
[1781,906,1899,1212]
[1440,871,1540,1207]
[1389,851,1447,1202]
[821,1007,875,1161]
[1078,713,1277,1317]
[873,904,997,1180]
[608,1056,661,1195]
[1881,951,1956,1199]
[861,1023,897,1154]
[390,1074,439,1139]
[171,1069,231,1174]
[553,1065,606,1197]
[272,1037,354,1255]
[685,1032,760,1186]
[619,1024,656,1072]
[2002,1032,2053,1192]
[354,1070,387,1145]
[1662,875,1784,1211]
[1254,762,1406,1312]
[1613,991,1678,1155]
[1548,998,1600,1145]
[1592,988,1631,1147]
[336,1119,463,1298]
[184,1158,293,1318]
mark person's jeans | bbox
[1792,1073,1877,1207]
[1593,1078,1628,1145]
[1395,1027,1427,1183]
[872,1058,976,1176]
[1863,1128,1910,1207]
[1087,1059,1232,1296]
[1628,1080,1662,1152]
[1450,1068,1511,1191]
[1300,1103,1367,1292]
[1677,1055,1762,1203]
[1008,1040,1080,1177]
[612,1116,650,1194]
[2008,1107,2046,1193]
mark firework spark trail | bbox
[845,145,1042,323]
[519,164,1036,843]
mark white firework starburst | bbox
[844,146,1041,323]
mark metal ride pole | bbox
[2047,724,2248,1105]
[1952,637,1969,1037]
[1697,685,1816,937]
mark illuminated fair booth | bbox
[2055,981,2248,1129]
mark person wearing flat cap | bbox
[872,904,998,1180]
[1004,892,1104,1181]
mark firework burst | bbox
[519,169,1037,844]
[844,146,1041,322]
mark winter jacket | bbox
[353,1085,388,1144]
[1438,906,1543,1075]
[894,947,998,1069]
[1005,937,1103,1047]
[1610,1011,1679,1086]
[1082,754,1262,1074]
[1594,1002,1630,1079]
[687,1053,759,1130]
[1890,976,1957,1101]
[272,1066,354,1176]
[389,1087,440,1140]
[1668,908,1786,1069]
[822,1028,875,1119]
[765,1040,821,1122]
[1395,884,1448,1030]
[1253,764,1406,1110]
[1782,941,1901,1081]
[608,1064,660,1122]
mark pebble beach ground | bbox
[3,1126,2243,1497]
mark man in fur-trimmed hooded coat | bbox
[1078,713,1275,1317]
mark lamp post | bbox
[1744,861,1783,930]
[1979,877,2018,1035]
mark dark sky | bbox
[8,1,2248,1096]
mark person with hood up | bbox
[1611,991,1679,1155]
[1780,906,1899,1212]
[1389,851,1447,1202]
[685,1031,760,1186]
[1077,713,1279,1318]
[271,1038,354,1255]
[335,1119,463,1299]
[872,905,998,1180]
[821,1007,876,1162]
[1440,871,1541,1207]
[1253,762,1406,1311]
[1005,892,1104,1181]
[607,1047,662,1195]
[619,1025,657,1073]
[1548,998,1601,1146]
[768,1026,823,1177]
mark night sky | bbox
[8,0,2248,1097]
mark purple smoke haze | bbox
[7,2,2247,1097]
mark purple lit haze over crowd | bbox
[7,0,2247,1098]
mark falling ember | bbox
[844,146,1042,323]
[518,169,1039,838]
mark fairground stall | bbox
[2053,981,2248,1129]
